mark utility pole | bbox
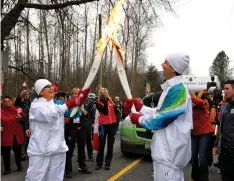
[98,14,102,87]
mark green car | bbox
[120,91,162,156]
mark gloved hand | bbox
[78,88,91,99]
[132,98,143,112]
[129,113,142,124]
[124,98,143,113]
[123,98,134,116]
[66,88,91,109]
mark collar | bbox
[38,97,54,104]
[161,76,183,91]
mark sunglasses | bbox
[43,85,53,89]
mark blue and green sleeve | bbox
[139,83,187,130]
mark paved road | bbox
[1,134,222,181]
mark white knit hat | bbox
[166,53,190,74]
[34,79,52,95]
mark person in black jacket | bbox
[84,93,97,161]
[64,88,92,178]
[214,80,234,181]
[114,96,122,133]
[14,89,31,160]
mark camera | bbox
[55,91,67,99]
[205,75,222,108]
[207,75,217,90]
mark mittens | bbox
[132,98,143,112]
[123,98,143,115]
[66,88,90,109]
[129,113,142,124]
[123,98,134,116]
[78,88,90,99]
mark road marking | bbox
[107,157,143,181]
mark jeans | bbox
[191,133,212,181]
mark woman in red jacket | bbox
[1,96,25,175]
[190,92,214,181]
[95,88,117,171]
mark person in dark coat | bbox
[214,80,234,181]
[14,89,32,160]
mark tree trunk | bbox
[26,10,30,70]
[57,10,66,85]
[83,4,88,85]
[42,11,52,80]
[39,11,44,77]
[76,23,79,82]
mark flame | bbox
[112,39,124,63]
[96,0,125,56]
[106,0,124,39]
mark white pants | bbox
[153,161,184,181]
[26,153,66,181]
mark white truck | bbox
[182,75,221,93]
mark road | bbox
[1,134,222,181]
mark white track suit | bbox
[153,161,184,181]
[137,76,193,181]
[26,98,68,181]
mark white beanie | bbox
[34,79,52,95]
[166,53,190,74]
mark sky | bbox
[147,0,234,76]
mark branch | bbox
[8,65,35,80]
[20,15,43,33]
[23,0,98,10]
[1,0,26,47]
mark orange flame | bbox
[96,0,125,57]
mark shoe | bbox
[17,165,23,172]
[3,170,11,175]
[21,153,29,161]
[87,157,94,162]
[95,165,102,170]
[105,164,110,170]
[79,167,92,174]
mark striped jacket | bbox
[138,76,193,169]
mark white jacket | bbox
[27,98,68,156]
[138,76,193,169]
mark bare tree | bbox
[1,0,174,97]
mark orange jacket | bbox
[191,97,214,135]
